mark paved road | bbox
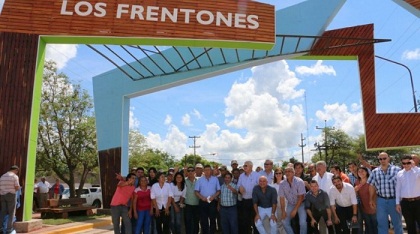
[74,224,113,234]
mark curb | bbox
[43,219,112,234]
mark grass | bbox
[42,214,108,225]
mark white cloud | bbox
[46,44,78,69]
[402,48,420,60]
[295,60,336,76]
[181,114,191,126]
[129,107,140,129]
[164,115,172,125]
[146,125,188,159]
[139,60,308,166]
[191,109,202,120]
[315,102,364,137]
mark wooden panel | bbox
[0,0,275,44]
[0,32,39,221]
[309,24,420,149]
[405,0,420,9]
[98,147,121,209]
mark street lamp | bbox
[375,55,417,112]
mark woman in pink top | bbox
[110,173,136,234]
[355,167,377,234]
[133,176,152,234]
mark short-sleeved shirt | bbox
[304,189,330,211]
[329,182,357,207]
[312,172,334,196]
[134,186,151,211]
[0,171,19,195]
[355,182,375,214]
[171,183,186,202]
[37,181,51,193]
[278,177,306,205]
[151,182,173,209]
[110,185,135,206]
[185,178,199,205]
[238,171,260,199]
[252,185,277,208]
[367,165,400,198]
[220,182,238,207]
[194,175,220,197]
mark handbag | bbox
[346,219,360,229]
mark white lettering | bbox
[146,6,159,21]
[94,2,107,17]
[130,5,144,20]
[216,12,232,27]
[74,1,93,17]
[234,13,247,28]
[196,10,214,25]
[161,7,177,23]
[247,15,259,29]
[116,4,129,18]
[60,0,73,16]
[179,9,195,23]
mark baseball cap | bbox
[10,165,19,170]
[219,165,227,171]
[231,160,238,165]
[195,163,204,168]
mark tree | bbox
[129,148,176,171]
[37,60,98,198]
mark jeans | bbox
[401,199,420,234]
[135,210,151,234]
[170,204,182,234]
[282,203,307,234]
[376,197,402,234]
[111,205,132,234]
[334,205,355,234]
[361,212,377,234]
[0,193,17,233]
[184,204,199,234]
[255,207,277,234]
[199,200,217,234]
[220,205,238,234]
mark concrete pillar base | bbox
[14,219,43,233]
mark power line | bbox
[189,136,201,165]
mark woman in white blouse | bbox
[151,172,173,234]
[170,172,186,234]
[270,167,287,234]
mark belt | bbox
[378,195,395,199]
[401,196,420,202]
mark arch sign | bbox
[1,0,419,224]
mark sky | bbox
[45,0,420,168]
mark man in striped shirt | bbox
[0,165,20,234]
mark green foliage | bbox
[37,60,98,198]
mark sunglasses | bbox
[402,162,411,165]
[275,172,283,175]
[187,169,195,172]
[378,158,387,161]
[264,163,272,166]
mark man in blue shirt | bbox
[195,165,221,234]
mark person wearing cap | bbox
[195,163,204,178]
[231,160,239,170]
[36,176,51,208]
[238,160,260,234]
[184,166,200,234]
[0,165,20,234]
[218,165,228,185]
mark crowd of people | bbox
[109,152,420,234]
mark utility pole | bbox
[316,120,334,163]
[298,133,306,163]
[189,136,201,165]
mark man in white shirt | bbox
[0,165,20,234]
[329,175,358,234]
[312,161,334,196]
[37,176,51,208]
[396,155,420,234]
